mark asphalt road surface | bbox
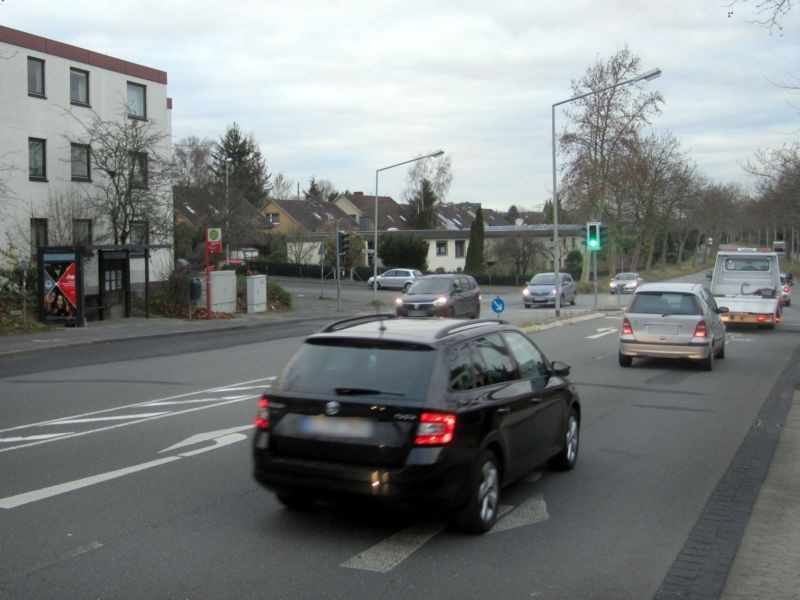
[1,302,798,599]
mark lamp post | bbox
[551,67,661,317]
[224,157,233,260]
[373,149,445,303]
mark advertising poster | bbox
[39,250,83,325]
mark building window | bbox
[127,82,146,119]
[70,68,89,106]
[27,57,45,97]
[436,241,448,256]
[130,152,148,188]
[130,220,149,245]
[266,212,280,225]
[30,218,48,255]
[73,219,92,247]
[71,143,91,181]
[28,138,47,180]
[455,240,466,258]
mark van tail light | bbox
[254,395,270,430]
[784,286,790,294]
[414,413,456,446]
[693,321,708,338]
[621,318,633,336]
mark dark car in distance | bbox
[395,274,481,318]
[252,315,581,533]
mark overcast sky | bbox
[3,1,799,211]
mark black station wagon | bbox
[252,315,581,533]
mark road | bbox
[1,300,798,599]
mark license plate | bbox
[407,309,428,317]
[533,297,548,303]
[645,323,679,335]
[298,416,375,439]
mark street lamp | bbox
[224,157,233,260]
[550,67,661,317]
[373,149,445,302]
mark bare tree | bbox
[728,0,793,34]
[403,155,453,207]
[268,172,295,199]
[68,107,173,245]
[174,136,215,188]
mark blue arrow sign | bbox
[491,296,505,315]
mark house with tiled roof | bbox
[335,192,413,232]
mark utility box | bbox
[247,274,267,313]
[210,270,236,313]
[189,277,202,301]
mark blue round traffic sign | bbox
[491,296,505,314]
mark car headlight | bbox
[550,288,556,296]
[433,296,448,307]
[395,298,404,307]
[522,288,530,297]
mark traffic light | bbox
[338,231,350,254]
[599,225,608,249]
[586,221,600,251]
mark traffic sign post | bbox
[491,296,506,320]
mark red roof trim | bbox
[0,25,167,85]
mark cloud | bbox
[3,0,799,209]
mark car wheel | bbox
[570,293,576,306]
[560,294,565,306]
[715,338,726,359]
[473,305,481,319]
[276,490,316,511]
[619,353,633,367]
[700,345,714,371]
[455,450,500,534]
[548,408,579,471]
[403,282,411,292]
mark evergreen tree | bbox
[464,207,485,273]
[408,179,438,229]
[213,123,270,207]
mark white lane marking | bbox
[0,433,74,443]
[141,398,226,407]
[490,493,549,534]
[0,395,259,454]
[0,456,182,509]
[45,412,170,425]
[0,376,274,435]
[341,521,448,573]
[159,425,253,454]
[0,426,251,509]
[586,327,618,339]
[64,540,103,559]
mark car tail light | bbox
[414,412,456,446]
[254,395,270,430]
[621,318,633,335]
[693,321,708,338]
[784,286,790,294]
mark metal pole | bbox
[593,251,598,310]
[551,104,561,318]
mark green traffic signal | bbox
[586,222,600,251]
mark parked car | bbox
[609,272,644,294]
[780,271,793,307]
[618,282,728,371]
[367,269,423,291]
[252,315,581,533]
[396,274,481,318]
[522,272,576,307]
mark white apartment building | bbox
[0,25,173,319]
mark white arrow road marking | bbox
[586,327,618,339]
[341,521,448,573]
[0,433,74,443]
[490,493,549,534]
[0,426,251,509]
[159,425,253,454]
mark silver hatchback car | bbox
[618,283,728,371]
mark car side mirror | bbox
[717,306,729,314]
[550,360,571,377]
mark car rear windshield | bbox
[275,338,435,401]
[629,292,701,315]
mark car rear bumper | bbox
[619,339,711,360]
[252,433,473,509]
